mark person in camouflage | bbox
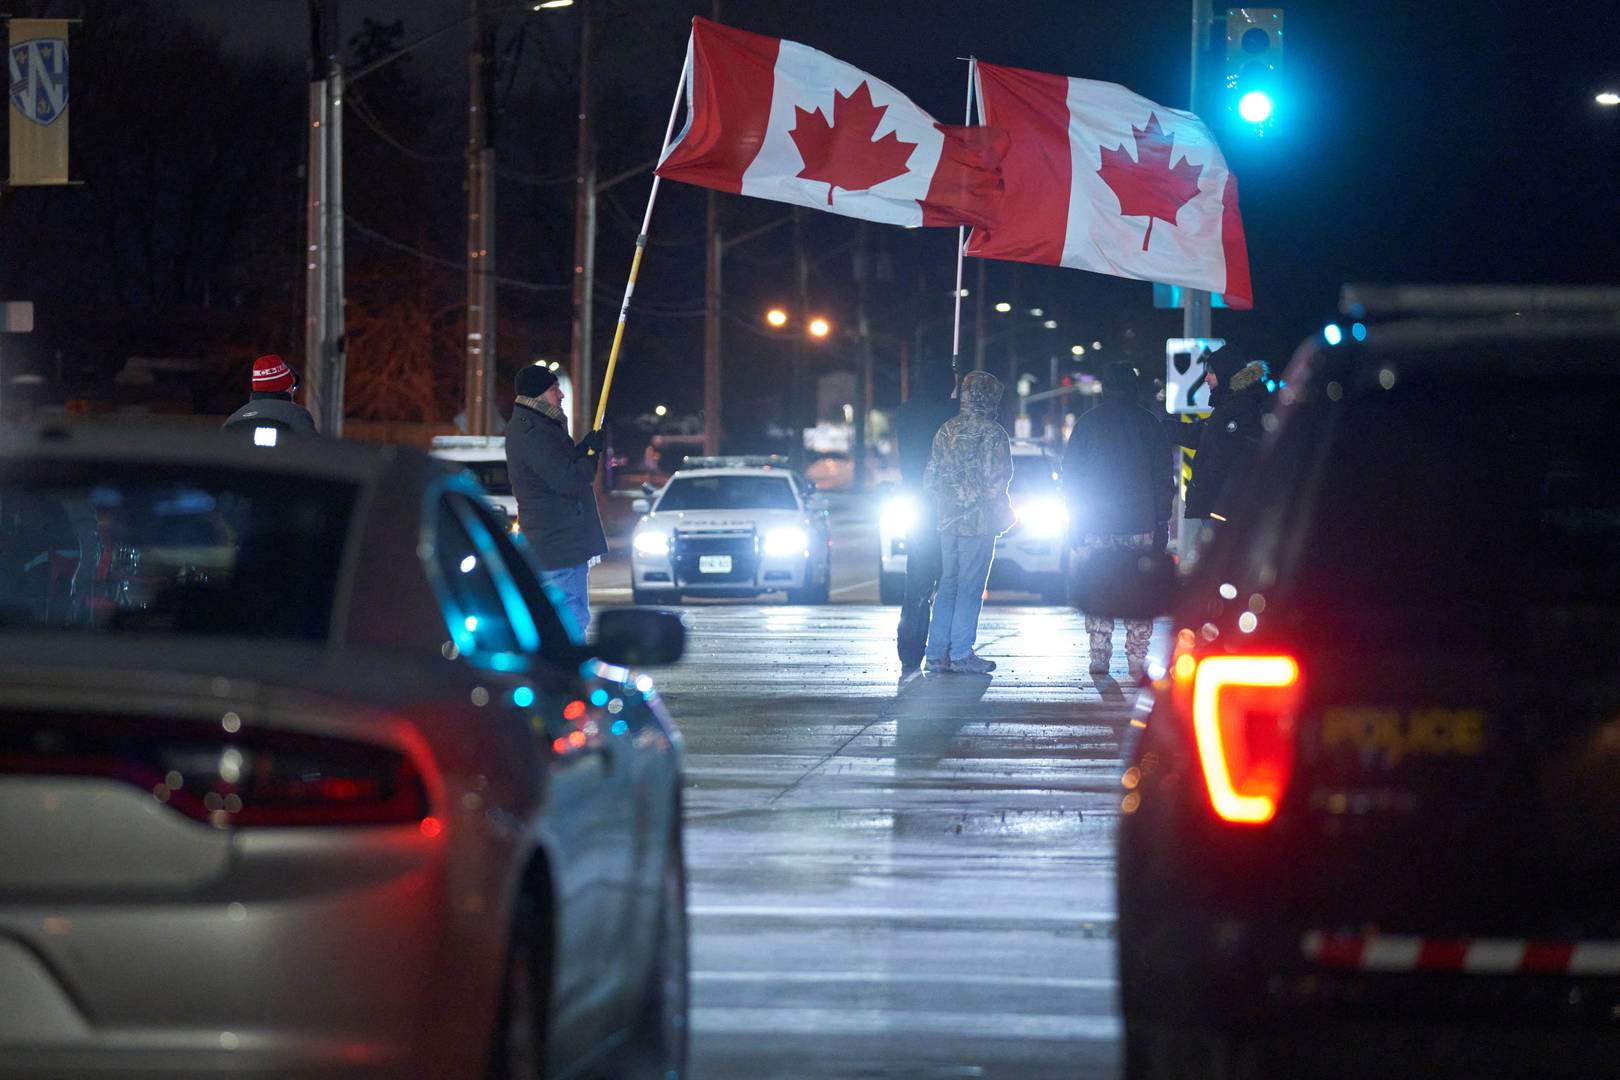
[921,370,1015,675]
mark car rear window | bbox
[1010,455,1058,494]
[658,475,798,511]
[1279,374,1620,627]
[0,464,356,640]
[462,460,510,496]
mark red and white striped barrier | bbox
[1303,932,1620,976]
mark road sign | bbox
[1165,337,1225,414]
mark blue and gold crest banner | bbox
[8,19,70,186]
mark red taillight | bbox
[0,715,430,828]
[1190,656,1300,825]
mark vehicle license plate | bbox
[699,555,732,574]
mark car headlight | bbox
[633,531,670,556]
[763,526,809,557]
[880,495,918,537]
[1016,497,1068,538]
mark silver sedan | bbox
[0,426,688,1079]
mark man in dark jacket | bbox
[893,361,961,673]
[1171,353,1269,562]
[1062,362,1172,683]
[505,363,607,640]
[221,354,317,437]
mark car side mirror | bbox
[631,498,651,515]
[640,481,656,497]
[807,494,829,513]
[592,608,685,667]
[1070,547,1178,619]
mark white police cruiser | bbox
[877,439,1069,604]
[429,436,518,531]
[631,456,832,605]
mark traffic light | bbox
[1225,8,1283,134]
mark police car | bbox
[429,436,517,530]
[631,456,832,605]
[1077,286,1620,1078]
[877,439,1069,604]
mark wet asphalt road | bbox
[636,603,1156,1080]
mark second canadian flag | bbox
[966,61,1253,309]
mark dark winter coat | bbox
[894,393,958,490]
[1060,393,1173,537]
[505,398,608,570]
[222,396,317,435]
[1175,361,1267,519]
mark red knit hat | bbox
[251,354,296,394]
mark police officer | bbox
[222,355,317,436]
[505,363,607,640]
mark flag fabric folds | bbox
[965,61,1252,309]
[656,18,1005,230]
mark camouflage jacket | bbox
[923,371,1015,537]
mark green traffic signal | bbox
[1224,8,1284,134]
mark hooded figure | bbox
[222,354,317,436]
[1063,362,1173,683]
[920,371,1013,675]
[1182,356,1269,520]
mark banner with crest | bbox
[8,19,70,186]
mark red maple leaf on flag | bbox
[1096,113,1204,251]
[790,81,918,206]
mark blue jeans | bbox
[540,562,591,643]
[924,533,997,663]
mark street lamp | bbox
[1071,344,1086,357]
[1599,91,1620,107]
[654,404,668,417]
[532,0,573,7]
[994,302,1012,314]
[808,317,832,339]
[765,308,789,328]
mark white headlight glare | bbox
[1017,497,1069,538]
[633,531,670,556]
[764,526,809,556]
[880,496,918,537]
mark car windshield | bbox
[1279,372,1620,631]
[0,464,356,640]
[657,475,799,511]
[462,460,510,496]
[1010,455,1058,496]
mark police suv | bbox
[631,456,832,605]
[1078,286,1620,1079]
[877,439,1069,604]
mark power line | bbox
[346,214,571,292]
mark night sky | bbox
[105,1,1620,421]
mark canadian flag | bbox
[656,18,1005,229]
[965,62,1253,309]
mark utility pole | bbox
[569,0,596,436]
[853,222,873,493]
[701,0,721,456]
[465,0,497,436]
[790,206,808,462]
[304,0,345,435]
[1183,0,1214,343]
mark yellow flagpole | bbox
[593,34,693,432]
